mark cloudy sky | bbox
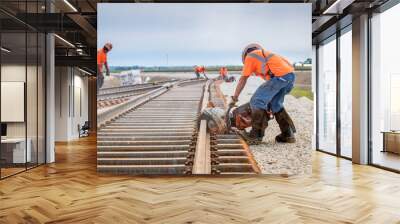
[98,3,311,66]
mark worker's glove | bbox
[229,96,238,107]
[106,71,110,76]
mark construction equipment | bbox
[201,102,273,134]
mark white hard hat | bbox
[242,43,263,64]
[104,42,113,51]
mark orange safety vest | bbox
[97,49,107,72]
[220,68,227,76]
[242,49,293,80]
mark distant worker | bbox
[194,65,201,79]
[97,42,113,90]
[200,66,209,79]
[231,43,296,145]
[219,66,228,81]
[194,65,208,79]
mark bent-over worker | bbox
[231,43,296,145]
[97,42,113,90]
[219,67,228,81]
[194,65,208,79]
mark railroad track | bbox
[99,80,177,95]
[97,79,199,109]
[97,79,260,175]
[98,80,178,101]
[208,82,261,174]
[98,85,163,101]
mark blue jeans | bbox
[250,73,295,113]
[97,72,104,91]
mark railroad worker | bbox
[194,65,208,79]
[199,65,209,79]
[97,42,113,90]
[231,43,296,145]
[194,65,202,79]
[219,66,228,81]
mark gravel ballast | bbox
[219,77,313,175]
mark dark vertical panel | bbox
[44,33,47,164]
[73,68,75,118]
[59,68,62,117]
[367,11,373,165]
[336,29,341,157]
[68,85,71,117]
[69,68,71,118]
[36,23,39,167]
[38,31,46,165]
[24,0,28,171]
[0,20,2,179]
[44,0,48,165]
[36,0,39,168]
[88,77,97,133]
[315,45,320,151]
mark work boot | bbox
[274,108,296,143]
[238,129,262,145]
[239,109,266,145]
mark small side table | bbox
[381,131,400,154]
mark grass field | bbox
[290,86,313,100]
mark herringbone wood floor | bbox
[1,136,400,224]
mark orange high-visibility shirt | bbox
[242,49,293,80]
[97,49,107,72]
[220,68,227,76]
[195,66,206,73]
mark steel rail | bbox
[192,80,212,174]
[97,85,171,128]
[97,79,205,126]
[208,80,261,175]
[98,79,178,95]
[97,85,163,101]
[97,78,206,102]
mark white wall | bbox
[71,73,89,138]
[54,67,89,141]
[0,65,41,138]
[1,65,26,139]
[1,63,46,164]
[55,67,69,141]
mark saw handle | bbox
[225,104,235,134]
[228,96,238,107]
